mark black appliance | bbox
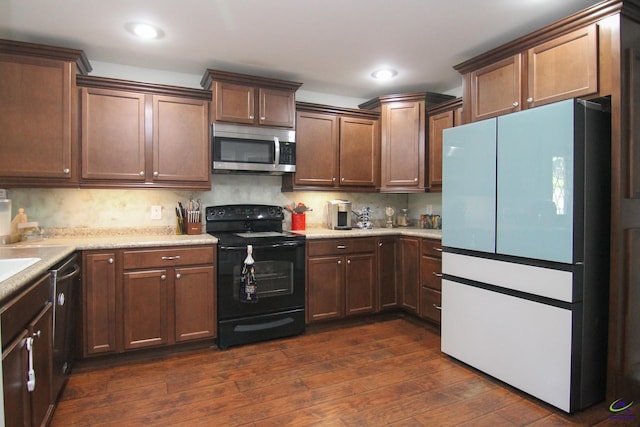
[212,123,296,174]
[206,204,306,349]
[49,253,80,400]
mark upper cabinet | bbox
[78,76,211,189]
[283,102,379,191]
[359,92,454,192]
[0,39,91,188]
[427,98,463,192]
[201,69,302,128]
[458,24,599,122]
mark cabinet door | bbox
[0,54,75,181]
[29,303,53,427]
[2,329,30,427]
[427,110,454,191]
[339,117,379,188]
[83,252,117,356]
[306,256,343,322]
[294,111,339,187]
[381,101,424,190]
[123,269,168,350]
[527,25,598,108]
[259,87,295,128]
[344,253,376,316]
[377,238,398,310]
[152,95,210,183]
[213,82,255,124]
[399,238,420,313]
[81,87,146,181]
[469,55,522,122]
[174,266,216,342]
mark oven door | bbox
[217,240,305,319]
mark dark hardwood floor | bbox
[51,316,635,426]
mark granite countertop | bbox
[295,226,442,240]
[0,233,218,304]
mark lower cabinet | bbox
[399,237,420,314]
[82,245,216,356]
[377,237,398,311]
[419,238,443,324]
[306,238,377,323]
[1,274,54,427]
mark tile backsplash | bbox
[7,175,441,231]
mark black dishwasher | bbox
[50,253,80,400]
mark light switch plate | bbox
[151,205,162,220]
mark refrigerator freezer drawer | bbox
[441,279,574,412]
[442,252,575,302]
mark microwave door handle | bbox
[274,137,280,167]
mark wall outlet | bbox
[150,205,162,220]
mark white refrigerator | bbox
[441,98,610,413]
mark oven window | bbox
[232,260,294,300]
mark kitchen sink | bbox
[0,257,41,282]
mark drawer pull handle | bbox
[336,245,348,249]
[433,247,443,252]
[161,256,181,261]
[432,272,443,278]
[433,304,442,311]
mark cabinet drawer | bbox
[307,238,376,256]
[123,246,215,269]
[422,238,443,258]
[1,274,51,348]
[421,286,442,324]
[420,256,442,291]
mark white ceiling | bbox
[0,0,602,100]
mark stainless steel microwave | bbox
[212,123,296,174]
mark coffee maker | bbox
[326,200,352,230]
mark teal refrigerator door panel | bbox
[496,99,575,263]
[442,119,497,252]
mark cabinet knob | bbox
[176,273,181,279]
[526,97,534,103]
[108,258,114,264]
[337,259,342,265]
[249,115,254,120]
[58,292,66,306]
[153,171,159,177]
[341,177,345,182]
[347,259,351,265]
[63,168,70,174]
[139,171,145,177]
[379,242,383,247]
[32,330,41,339]
[160,274,166,281]
[332,177,337,182]
[512,101,519,107]
[414,178,418,182]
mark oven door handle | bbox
[220,241,304,251]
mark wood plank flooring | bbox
[51,316,635,426]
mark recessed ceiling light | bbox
[125,22,164,40]
[371,69,398,81]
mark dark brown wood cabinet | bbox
[419,238,443,325]
[306,238,377,323]
[359,92,454,192]
[78,77,211,189]
[286,103,379,191]
[202,69,302,128]
[82,251,117,356]
[0,39,90,188]
[81,245,216,356]
[398,237,420,313]
[461,24,598,122]
[1,274,54,427]
[427,98,463,192]
[376,237,398,311]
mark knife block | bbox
[186,222,201,235]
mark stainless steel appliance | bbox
[49,253,80,400]
[326,199,352,230]
[212,123,296,174]
[206,204,306,349]
[441,99,610,413]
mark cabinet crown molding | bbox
[77,75,212,100]
[296,101,380,119]
[358,92,455,110]
[201,68,303,91]
[0,38,92,74]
